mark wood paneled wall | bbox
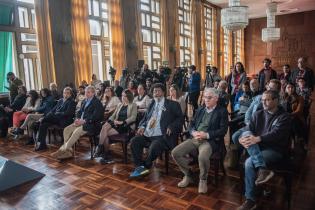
[245,10,315,76]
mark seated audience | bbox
[91,74,102,89]
[172,88,228,193]
[114,80,123,98]
[283,82,306,141]
[75,85,86,114]
[18,88,55,144]
[250,78,260,97]
[51,86,103,159]
[217,80,230,108]
[94,90,137,163]
[102,87,121,119]
[129,83,183,178]
[145,78,153,97]
[291,57,314,91]
[133,84,152,110]
[10,90,41,136]
[0,86,27,137]
[296,77,311,104]
[128,80,138,96]
[35,87,76,151]
[50,82,62,100]
[167,84,186,114]
[236,90,291,210]
[234,81,253,114]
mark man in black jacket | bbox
[291,57,314,91]
[0,86,27,137]
[52,85,103,160]
[257,58,278,92]
[129,83,184,178]
[237,90,291,210]
[172,88,228,194]
[35,87,76,151]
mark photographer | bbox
[5,72,23,104]
[205,66,222,88]
[188,65,201,113]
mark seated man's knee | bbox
[232,129,243,145]
[244,157,254,170]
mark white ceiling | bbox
[208,0,315,19]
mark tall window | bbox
[88,0,111,80]
[140,0,161,70]
[178,0,191,66]
[16,0,42,90]
[233,30,242,64]
[223,28,230,76]
[204,5,214,65]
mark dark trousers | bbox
[130,135,169,168]
[0,107,12,137]
[37,116,61,145]
[188,91,200,113]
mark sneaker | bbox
[51,149,63,158]
[56,150,73,160]
[129,166,149,178]
[177,176,193,188]
[198,179,208,194]
[255,168,274,185]
[237,199,257,210]
[100,157,115,164]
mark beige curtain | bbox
[190,0,198,68]
[174,1,180,66]
[35,0,56,87]
[200,3,206,78]
[135,0,143,60]
[212,7,218,67]
[71,0,92,86]
[160,0,169,63]
[109,0,126,79]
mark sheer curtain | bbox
[109,0,126,79]
[71,0,92,86]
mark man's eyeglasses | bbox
[203,96,213,100]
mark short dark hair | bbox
[7,72,14,76]
[297,77,305,81]
[123,89,134,103]
[263,90,280,101]
[152,83,165,93]
[263,58,272,64]
[40,88,51,97]
[269,79,281,91]
[283,64,290,69]
[189,65,196,71]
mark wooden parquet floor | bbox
[1,97,315,209]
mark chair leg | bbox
[165,151,169,175]
[239,164,245,202]
[284,173,292,210]
[90,136,94,160]
[122,142,128,164]
[214,160,219,187]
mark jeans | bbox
[244,148,282,201]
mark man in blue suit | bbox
[130,83,184,178]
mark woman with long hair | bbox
[11,90,40,137]
[95,89,137,164]
[167,84,186,114]
[226,62,247,111]
[102,87,121,119]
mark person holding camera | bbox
[5,72,23,104]
[188,65,201,114]
[205,66,222,88]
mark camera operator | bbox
[205,66,222,88]
[187,65,201,114]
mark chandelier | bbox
[221,0,249,31]
[262,2,280,42]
